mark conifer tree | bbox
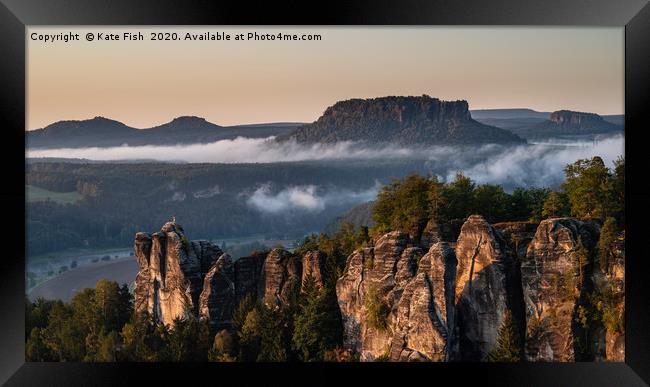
[487,309,522,362]
[597,217,618,273]
[574,237,590,289]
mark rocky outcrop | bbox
[520,218,600,362]
[133,222,222,326]
[414,242,458,359]
[550,110,606,126]
[336,215,528,362]
[134,222,310,327]
[336,232,409,360]
[601,231,625,362]
[199,253,235,329]
[259,249,302,309]
[233,253,265,302]
[336,231,455,361]
[134,216,624,361]
[301,250,327,289]
[493,221,538,258]
[419,218,463,250]
[278,95,525,145]
[453,215,521,361]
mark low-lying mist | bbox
[27,134,624,193]
[245,182,381,214]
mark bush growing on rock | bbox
[365,286,389,331]
[597,217,618,273]
[208,329,236,362]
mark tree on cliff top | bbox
[372,173,439,238]
[438,172,475,221]
[542,191,571,219]
[563,156,616,220]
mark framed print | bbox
[1,0,649,385]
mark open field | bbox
[26,185,82,204]
[28,256,139,302]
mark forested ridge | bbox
[26,159,430,256]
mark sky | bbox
[27,26,623,130]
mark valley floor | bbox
[28,256,138,302]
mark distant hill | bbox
[323,201,375,234]
[277,95,525,145]
[27,103,623,149]
[27,117,139,148]
[471,108,624,133]
[602,115,625,126]
[505,110,624,140]
[470,108,551,120]
[473,117,548,130]
[26,117,301,149]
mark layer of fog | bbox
[245,182,381,214]
[28,134,624,193]
[438,135,624,188]
[27,137,415,163]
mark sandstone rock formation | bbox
[550,110,607,126]
[493,221,538,258]
[336,231,454,361]
[409,241,458,360]
[453,215,521,361]
[520,218,600,361]
[233,253,265,302]
[134,216,624,362]
[599,230,625,362]
[199,253,235,329]
[301,250,327,290]
[336,215,527,362]
[258,249,302,309]
[134,222,306,327]
[419,218,462,250]
[133,222,222,326]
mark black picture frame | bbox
[1,0,649,385]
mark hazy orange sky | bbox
[27,27,623,130]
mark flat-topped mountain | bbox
[506,110,623,140]
[278,95,525,145]
[549,110,615,127]
[26,117,299,149]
